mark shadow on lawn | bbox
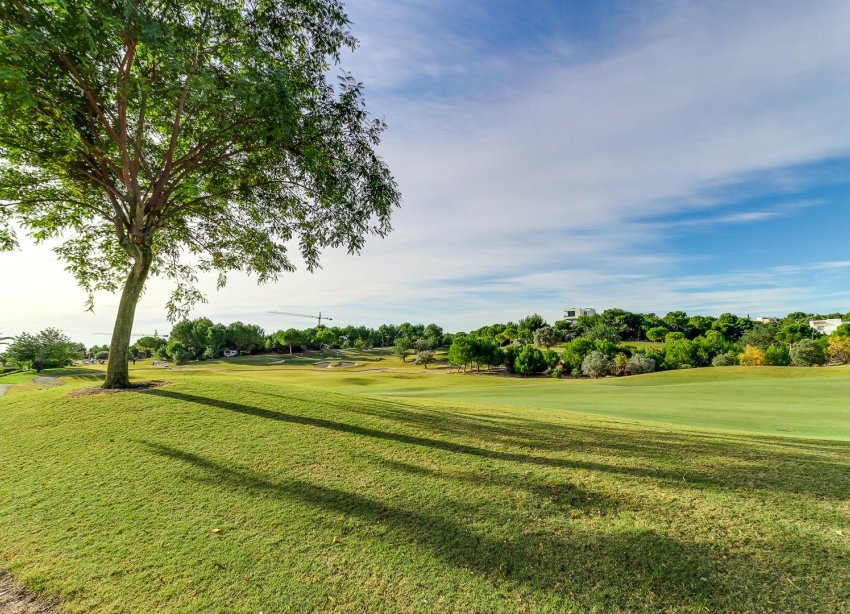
[142,387,850,501]
[143,388,697,483]
[140,440,733,611]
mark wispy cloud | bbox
[3,0,850,343]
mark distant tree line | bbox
[4,308,848,375]
[444,309,850,377]
[123,319,452,365]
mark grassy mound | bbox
[1,370,849,612]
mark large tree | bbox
[0,1,400,387]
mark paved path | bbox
[0,384,9,397]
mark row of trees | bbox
[445,335,649,378]
[266,323,451,358]
[444,311,850,378]
[467,310,848,348]
[0,329,87,372]
[134,319,451,365]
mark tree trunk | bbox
[103,252,152,388]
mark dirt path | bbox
[31,377,62,386]
[0,572,56,613]
[0,385,9,397]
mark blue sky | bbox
[3,0,850,343]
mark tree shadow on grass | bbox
[334,395,850,501]
[142,388,704,485]
[139,440,737,611]
[142,387,850,501]
[370,456,621,518]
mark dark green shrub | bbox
[514,346,547,376]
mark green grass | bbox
[0,370,45,383]
[622,340,665,350]
[1,361,849,611]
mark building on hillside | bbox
[564,307,596,323]
[754,317,778,324]
[809,318,843,335]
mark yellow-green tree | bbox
[828,337,850,364]
[738,345,766,366]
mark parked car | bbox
[224,349,238,358]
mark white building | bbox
[809,318,843,335]
[754,317,777,325]
[564,307,596,323]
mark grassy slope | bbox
[1,362,850,611]
[214,356,850,440]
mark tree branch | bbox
[117,35,138,207]
[52,49,121,145]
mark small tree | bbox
[276,329,303,355]
[582,322,622,344]
[663,336,694,370]
[448,334,475,372]
[394,337,414,362]
[663,311,690,333]
[582,351,612,378]
[513,346,547,376]
[627,354,656,375]
[518,314,547,339]
[790,339,827,367]
[740,323,780,350]
[646,326,669,343]
[613,353,629,376]
[828,337,850,364]
[314,327,338,351]
[533,326,559,349]
[135,335,164,359]
[502,345,522,374]
[166,340,190,365]
[414,350,435,369]
[738,345,766,366]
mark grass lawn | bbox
[1,360,849,611]
[621,340,665,351]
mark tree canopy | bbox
[0,1,400,386]
[3,328,84,371]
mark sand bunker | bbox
[314,361,355,369]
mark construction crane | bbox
[269,310,333,327]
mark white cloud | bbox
[3,0,850,344]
